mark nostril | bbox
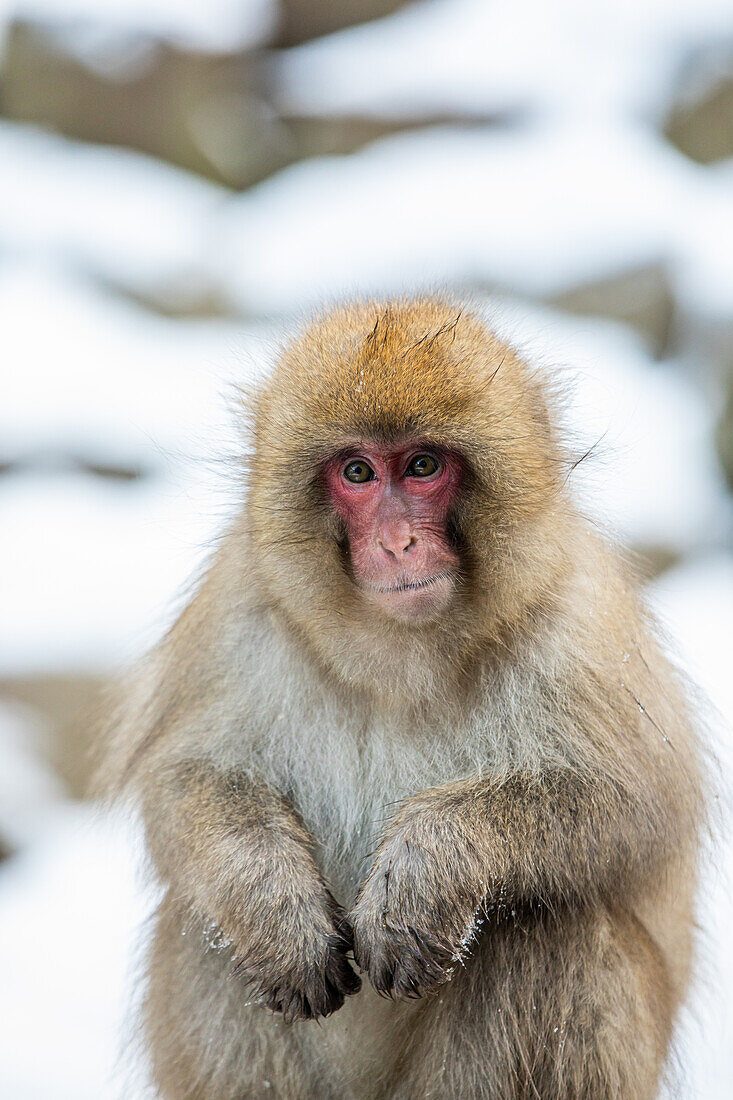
[378,535,416,557]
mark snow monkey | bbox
[104,299,703,1099]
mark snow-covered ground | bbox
[651,559,733,1100]
[1,0,732,1095]
[0,795,154,1100]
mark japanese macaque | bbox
[103,299,703,1099]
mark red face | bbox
[323,443,462,621]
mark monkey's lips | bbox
[360,571,457,620]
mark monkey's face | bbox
[322,443,463,622]
[249,301,568,683]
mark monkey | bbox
[102,298,704,1100]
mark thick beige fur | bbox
[102,299,703,1099]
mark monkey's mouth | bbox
[360,571,457,621]
[366,571,454,595]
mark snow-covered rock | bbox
[0,0,275,58]
[0,262,273,470]
[214,122,730,317]
[275,0,733,124]
[0,262,282,674]
[0,122,225,302]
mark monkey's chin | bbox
[361,573,456,623]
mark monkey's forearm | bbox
[140,759,360,1020]
[141,761,320,920]
[393,769,683,907]
[351,766,686,998]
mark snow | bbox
[0,262,270,468]
[1,0,732,1093]
[0,0,275,57]
[650,558,733,1100]
[3,113,733,332]
[0,473,222,674]
[214,121,733,318]
[651,555,733,723]
[484,300,729,551]
[0,561,730,1099]
[0,804,154,1100]
[674,157,733,321]
[0,701,65,847]
[0,254,725,677]
[0,260,726,676]
[275,0,733,123]
[0,122,225,302]
[0,262,281,674]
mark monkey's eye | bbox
[343,460,375,484]
[406,454,440,478]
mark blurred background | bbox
[1,0,733,1095]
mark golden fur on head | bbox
[246,298,573,695]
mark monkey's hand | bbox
[351,798,486,1000]
[227,881,361,1023]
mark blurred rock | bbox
[664,48,733,164]
[716,376,733,492]
[552,264,676,359]
[633,545,682,582]
[0,674,109,798]
[682,313,733,382]
[682,304,733,505]
[1,20,286,188]
[114,280,233,317]
[277,0,407,47]
[0,451,148,482]
[280,113,502,161]
[0,15,458,193]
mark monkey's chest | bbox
[282,716,488,904]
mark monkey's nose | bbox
[378,530,417,558]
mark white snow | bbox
[0,262,282,675]
[214,121,733,319]
[0,804,155,1100]
[0,560,730,1099]
[0,262,270,468]
[673,157,733,321]
[275,0,733,123]
[0,701,66,847]
[0,260,726,676]
[0,472,225,674]
[484,300,729,552]
[0,0,275,58]
[650,557,733,1100]
[1,0,733,1094]
[0,122,225,302]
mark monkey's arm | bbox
[140,759,360,1021]
[351,762,690,999]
